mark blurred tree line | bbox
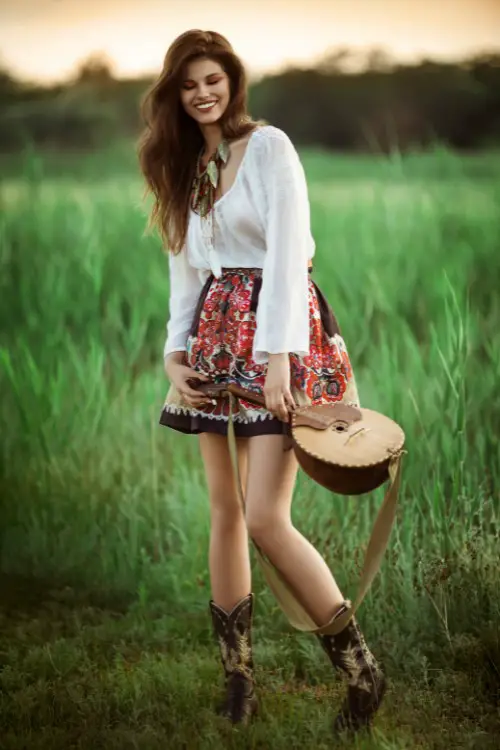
[0,48,499,153]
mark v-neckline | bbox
[191,127,262,214]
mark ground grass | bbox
[0,143,499,749]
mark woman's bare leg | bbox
[199,432,251,613]
[245,434,344,627]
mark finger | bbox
[284,391,297,410]
[267,401,281,419]
[184,379,204,393]
[282,397,292,420]
[183,383,209,398]
[184,395,212,407]
[181,387,210,402]
[186,370,210,382]
[264,389,281,409]
[266,392,285,420]
[184,377,210,395]
[275,396,289,422]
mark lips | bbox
[195,100,218,111]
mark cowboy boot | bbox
[316,602,386,734]
[209,592,259,724]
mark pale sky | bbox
[1,0,499,84]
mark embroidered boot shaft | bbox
[209,592,259,724]
[317,604,386,734]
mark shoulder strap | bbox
[226,392,404,635]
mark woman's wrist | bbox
[268,352,289,364]
[164,350,185,375]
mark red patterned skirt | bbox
[159,267,359,437]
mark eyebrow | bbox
[183,72,222,83]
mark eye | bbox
[183,77,221,90]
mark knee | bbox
[245,507,281,547]
[209,491,245,529]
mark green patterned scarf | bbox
[190,139,230,218]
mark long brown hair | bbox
[138,29,267,255]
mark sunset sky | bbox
[1,0,499,84]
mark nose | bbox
[195,83,211,99]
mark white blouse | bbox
[163,124,316,365]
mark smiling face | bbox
[180,56,231,126]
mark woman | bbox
[138,29,386,735]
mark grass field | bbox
[0,142,499,749]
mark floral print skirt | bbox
[159,267,359,437]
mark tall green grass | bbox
[0,146,499,747]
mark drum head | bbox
[292,406,405,470]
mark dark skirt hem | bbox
[159,407,292,438]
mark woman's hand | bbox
[164,353,212,408]
[264,353,296,422]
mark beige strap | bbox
[227,392,404,635]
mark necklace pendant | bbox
[207,160,218,188]
[191,139,230,215]
[218,140,230,164]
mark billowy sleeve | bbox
[163,246,206,359]
[253,130,314,365]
